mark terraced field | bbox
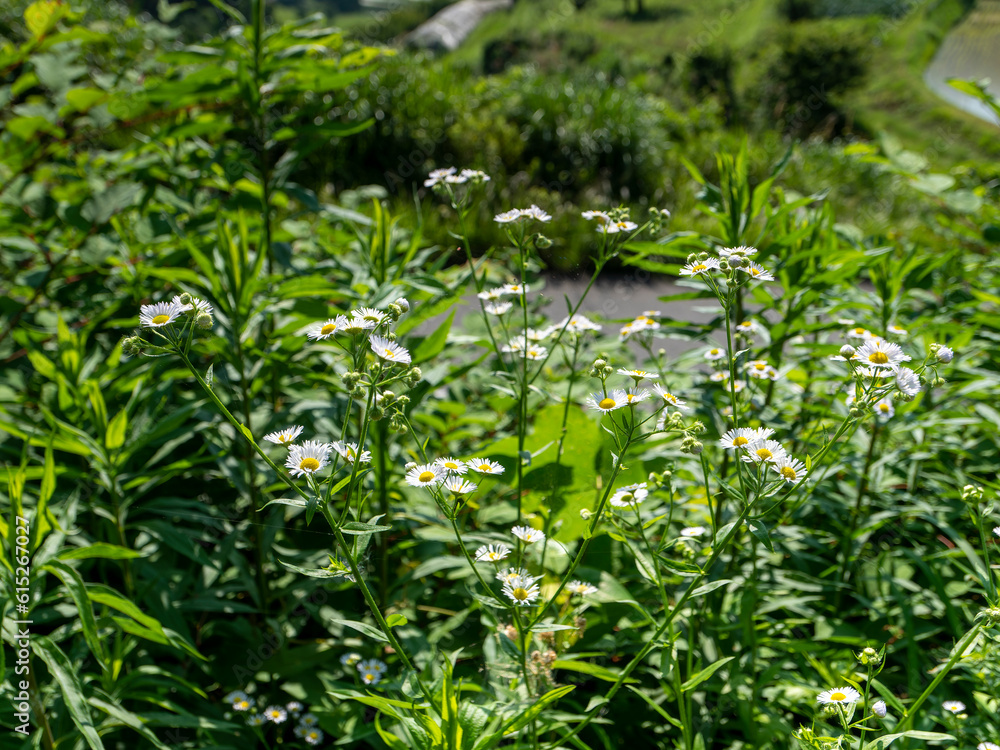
[924,0,1000,122]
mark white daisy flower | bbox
[977,743,1000,750]
[837,317,856,326]
[501,338,526,353]
[224,690,248,704]
[502,574,541,606]
[477,287,506,301]
[444,477,477,495]
[741,438,787,465]
[494,209,522,223]
[502,283,529,296]
[307,317,345,340]
[524,327,551,342]
[740,262,775,281]
[360,671,381,685]
[719,428,756,450]
[609,483,649,507]
[887,324,908,335]
[874,396,894,421]
[496,566,530,583]
[853,339,910,371]
[619,323,637,340]
[555,314,602,332]
[704,347,726,361]
[405,463,443,488]
[264,706,287,723]
[286,701,303,716]
[622,390,650,406]
[332,440,371,464]
[731,379,747,393]
[338,317,374,334]
[771,454,807,484]
[485,301,513,315]
[581,210,610,223]
[566,580,598,595]
[263,426,304,445]
[232,696,255,711]
[246,714,265,726]
[520,205,552,222]
[339,653,361,668]
[586,390,627,413]
[680,526,706,538]
[444,173,467,184]
[942,700,965,713]
[895,367,921,397]
[370,335,412,365]
[351,307,387,327]
[599,219,638,234]
[718,245,758,258]
[139,300,185,328]
[746,360,771,379]
[632,313,660,329]
[424,167,456,187]
[709,371,728,382]
[285,441,331,477]
[468,458,504,475]
[618,368,658,381]
[475,544,511,562]
[651,384,687,410]
[846,326,873,341]
[359,658,388,675]
[303,728,325,745]
[817,686,861,705]
[872,700,887,718]
[993,526,1000,538]
[435,457,468,474]
[736,320,763,336]
[459,168,490,182]
[523,345,548,361]
[300,712,320,727]
[936,345,954,363]
[512,526,545,544]
[679,258,721,276]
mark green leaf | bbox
[746,519,774,553]
[330,617,389,643]
[862,731,955,750]
[43,560,107,668]
[551,659,638,684]
[386,614,408,628]
[88,697,171,749]
[106,408,128,451]
[502,685,575,735]
[277,558,341,578]
[411,309,455,364]
[341,520,392,535]
[32,636,105,750]
[58,543,143,561]
[65,88,106,112]
[680,656,735,692]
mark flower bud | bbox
[593,359,607,369]
[579,509,592,520]
[697,251,709,261]
[849,407,863,419]
[691,420,706,434]
[935,345,954,363]
[719,259,730,271]
[342,371,362,388]
[178,292,193,306]
[534,234,553,249]
[979,606,1000,627]
[857,646,881,665]
[387,303,402,321]
[350,387,366,400]
[727,255,745,269]
[961,484,983,501]
[121,336,143,356]
[396,298,410,313]
[872,700,887,718]
[396,395,410,406]
[369,405,385,421]
[840,344,855,357]
[408,366,422,382]
[195,312,213,329]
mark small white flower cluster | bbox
[746,359,780,381]
[139,294,214,330]
[494,205,552,224]
[719,427,807,485]
[619,310,661,340]
[679,245,774,282]
[356,657,388,686]
[306,301,410,342]
[423,166,491,188]
[261,427,372,478]
[586,383,687,416]
[225,692,318,740]
[580,209,638,234]
[405,456,503,494]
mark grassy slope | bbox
[447,0,999,166]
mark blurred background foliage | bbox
[1,0,1000,748]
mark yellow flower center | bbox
[739,322,751,328]
[383,348,395,358]
[529,349,540,356]
[364,314,379,322]
[879,404,890,413]
[620,493,634,503]
[321,323,335,335]
[444,461,458,469]
[733,436,749,447]
[750,268,760,275]
[780,466,797,479]
[854,328,865,334]
[299,457,320,471]
[418,471,435,483]
[365,673,374,681]
[512,587,529,601]
[599,397,616,410]
[868,351,889,364]
[626,394,637,403]
[754,363,766,370]
[692,263,707,271]
[279,435,292,443]
[710,349,719,355]
[831,692,846,702]
[152,314,170,325]
[755,448,772,460]
[478,464,491,472]
[635,316,649,323]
